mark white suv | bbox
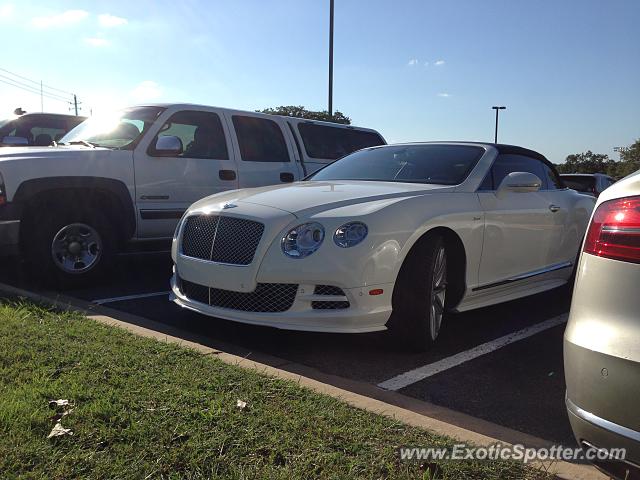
[0,103,384,284]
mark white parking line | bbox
[377,314,568,391]
[92,291,171,305]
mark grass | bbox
[0,300,552,479]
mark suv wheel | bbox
[26,208,115,287]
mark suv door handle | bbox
[280,172,294,183]
[549,204,560,212]
[219,170,236,181]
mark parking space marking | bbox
[377,314,568,391]
[92,291,171,305]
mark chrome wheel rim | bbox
[51,223,102,274]
[430,246,447,341]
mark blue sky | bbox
[0,0,638,162]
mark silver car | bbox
[565,170,640,479]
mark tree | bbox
[612,138,640,179]
[258,105,351,125]
[555,150,614,174]
[555,140,640,179]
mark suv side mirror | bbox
[153,135,183,157]
[2,135,29,146]
[496,172,542,198]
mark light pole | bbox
[328,0,334,116]
[492,106,505,143]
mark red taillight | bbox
[584,195,640,263]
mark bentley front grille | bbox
[179,278,298,313]
[181,215,264,265]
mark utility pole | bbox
[492,106,506,143]
[328,0,334,116]
[614,146,630,161]
[73,94,79,116]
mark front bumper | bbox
[170,273,393,333]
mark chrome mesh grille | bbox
[181,215,264,265]
[180,277,209,304]
[181,215,219,261]
[312,285,350,310]
[179,278,298,313]
[314,285,346,296]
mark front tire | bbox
[387,235,448,352]
[25,207,116,287]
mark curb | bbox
[0,281,605,479]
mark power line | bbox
[0,77,71,104]
[0,72,71,101]
[0,67,73,96]
[0,75,70,102]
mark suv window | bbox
[152,110,228,159]
[562,175,596,193]
[297,123,384,160]
[483,154,548,190]
[232,115,290,162]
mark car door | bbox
[224,112,301,188]
[540,162,577,265]
[134,108,238,238]
[477,154,567,288]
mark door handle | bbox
[280,172,294,183]
[219,170,236,181]
[549,204,560,212]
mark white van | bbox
[0,103,385,283]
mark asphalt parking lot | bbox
[1,252,576,447]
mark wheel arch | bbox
[396,226,467,310]
[14,177,136,245]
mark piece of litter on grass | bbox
[49,399,72,409]
[236,399,247,410]
[47,421,73,439]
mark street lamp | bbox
[328,0,334,116]
[491,106,506,143]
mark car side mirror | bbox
[496,172,542,198]
[153,135,183,157]
[2,135,29,146]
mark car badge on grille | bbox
[223,203,238,209]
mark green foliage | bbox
[616,138,640,178]
[0,300,550,480]
[556,139,640,179]
[258,105,351,125]
[555,151,613,175]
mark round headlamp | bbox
[334,222,368,248]
[281,222,325,258]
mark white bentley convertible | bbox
[170,142,595,350]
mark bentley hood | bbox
[190,180,454,217]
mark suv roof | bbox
[134,103,380,133]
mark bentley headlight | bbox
[282,222,325,258]
[334,222,368,248]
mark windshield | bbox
[0,117,15,129]
[60,106,165,149]
[0,116,18,134]
[309,144,485,185]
